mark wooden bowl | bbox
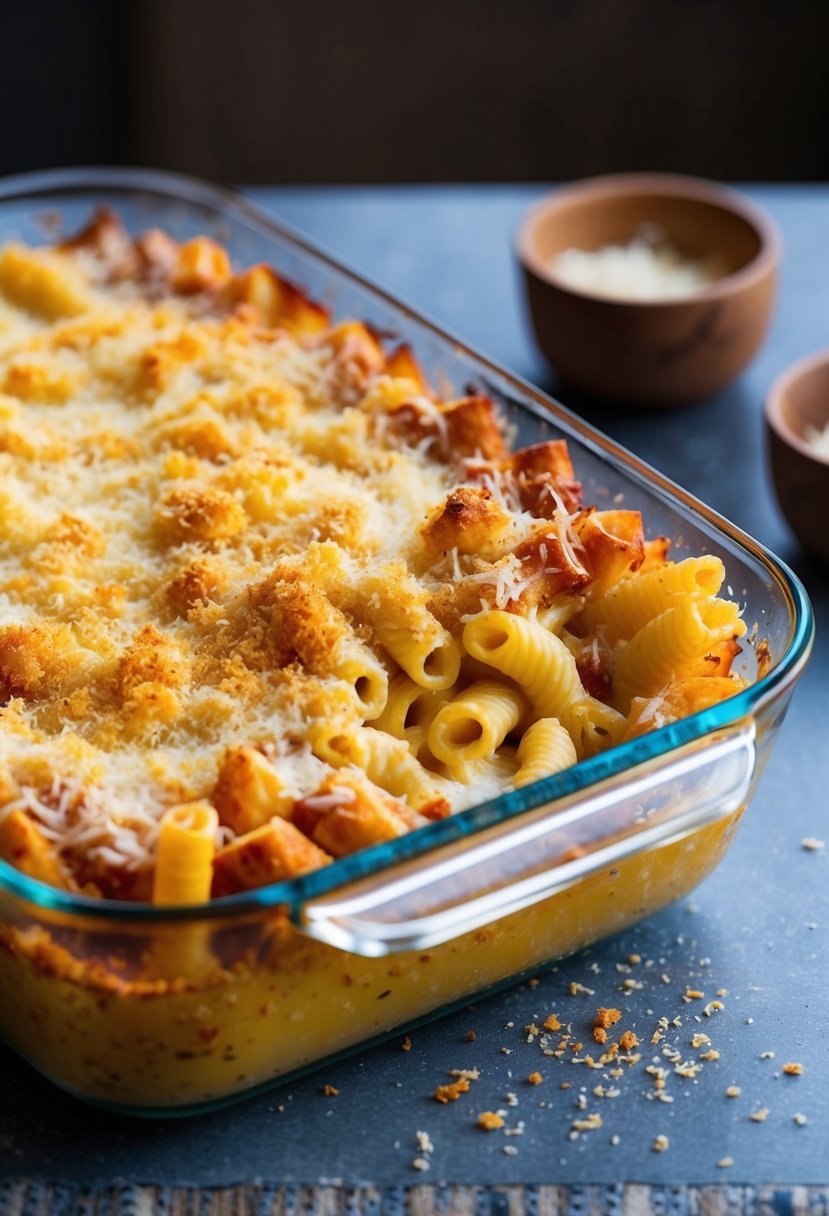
[766,351,829,562]
[516,173,780,407]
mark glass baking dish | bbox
[0,167,813,1116]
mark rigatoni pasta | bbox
[0,209,751,904]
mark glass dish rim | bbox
[0,165,814,924]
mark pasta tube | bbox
[576,556,725,642]
[152,802,218,906]
[613,595,747,714]
[428,680,527,764]
[514,718,578,787]
[462,610,582,721]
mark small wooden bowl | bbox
[516,173,780,407]
[766,351,829,562]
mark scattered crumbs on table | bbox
[801,837,825,851]
[527,1071,543,1085]
[746,1017,755,1025]
[717,1157,734,1169]
[500,1047,512,1055]
[684,987,704,1001]
[543,1014,561,1032]
[726,1086,741,1098]
[569,1112,603,1139]
[760,1051,775,1060]
[434,1077,470,1103]
[560,1081,572,1090]
[794,1113,808,1126]
[628,953,642,965]
[691,1032,711,1048]
[652,1134,670,1152]
[322,1084,340,1097]
[700,1049,720,1061]
[527,977,540,989]
[502,1144,519,1156]
[783,1062,804,1075]
[465,1029,477,1043]
[450,1067,480,1082]
[717,988,728,997]
[415,1130,434,1155]
[401,1036,412,1052]
[750,1107,770,1122]
[411,1157,430,1172]
[570,982,596,997]
[505,1092,519,1106]
[610,1134,621,1146]
[594,1007,622,1030]
[478,1111,505,1131]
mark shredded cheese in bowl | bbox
[804,420,829,459]
[549,224,727,302]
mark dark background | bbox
[1,0,827,184]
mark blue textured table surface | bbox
[0,185,827,1195]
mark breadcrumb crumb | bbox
[801,837,825,851]
[750,1108,770,1122]
[653,1134,669,1152]
[594,1007,622,1029]
[542,1014,561,1032]
[401,1036,412,1052]
[527,1072,543,1085]
[726,1086,741,1098]
[322,1084,340,1097]
[717,1157,734,1169]
[434,1078,470,1103]
[478,1111,505,1131]
[618,1030,638,1051]
[783,1062,804,1076]
[794,1113,808,1126]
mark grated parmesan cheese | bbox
[549,225,727,302]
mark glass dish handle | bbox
[298,721,756,956]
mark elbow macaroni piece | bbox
[152,802,219,906]
[372,614,460,691]
[577,556,725,642]
[463,611,582,722]
[428,680,526,765]
[514,719,578,787]
[613,595,747,714]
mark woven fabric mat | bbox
[2,1183,829,1215]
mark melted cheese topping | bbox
[0,235,489,891]
[0,225,749,902]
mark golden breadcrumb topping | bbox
[0,210,751,901]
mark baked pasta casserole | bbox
[0,209,750,907]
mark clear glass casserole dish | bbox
[0,167,813,1116]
